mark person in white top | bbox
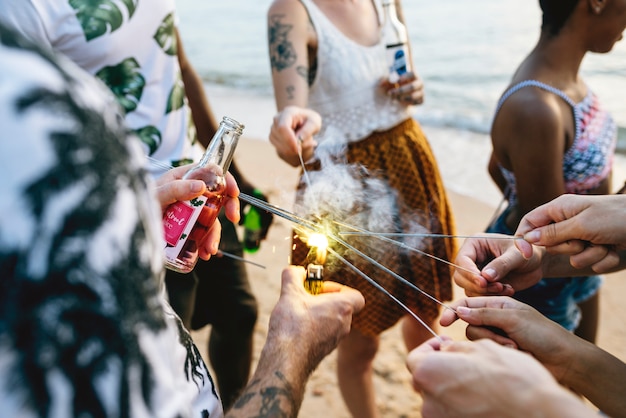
[267,0,456,416]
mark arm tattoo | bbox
[286,85,295,100]
[268,14,297,72]
[231,371,299,417]
[296,65,308,80]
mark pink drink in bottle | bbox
[163,116,244,273]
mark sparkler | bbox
[149,155,480,340]
[218,250,266,269]
[327,247,443,342]
[339,231,523,240]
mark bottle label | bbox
[163,195,207,253]
[386,43,409,81]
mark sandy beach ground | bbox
[191,87,626,417]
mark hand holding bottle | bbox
[380,71,424,106]
[163,116,244,273]
[157,164,240,263]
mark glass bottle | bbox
[163,116,245,273]
[381,0,412,83]
[243,191,264,253]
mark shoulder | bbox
[268,0,308,20]
[494,84,565,140]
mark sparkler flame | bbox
[306,233,328,265]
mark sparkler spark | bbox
[148,155,463,340]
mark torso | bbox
[299,0,411,143]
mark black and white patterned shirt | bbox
[0,25,222,417]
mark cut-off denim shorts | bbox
[486,206,603,331]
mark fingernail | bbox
[483,268,497,280]
[525,230,540,243]
[189,180,204,193]
[456,306,471,316]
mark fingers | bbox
[452,235,521,296]
[571,246,620,273]
[223,171,240,224]
[198,218,221,260]
[270,107,321,167]
[156,178,206,210]
[320,281,365,312]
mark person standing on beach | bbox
[0,0,271,409]
[481,0,624,343]
[266,0,456,416]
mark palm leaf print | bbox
[95,57,145,113]
[69,0,139,41]
[166,72,185,114]
[154,13,178,56]
[134,125,162,155]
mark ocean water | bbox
[178,0,626,140]
[176,0,626,204]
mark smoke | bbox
[293,127,431,270]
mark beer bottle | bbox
[243,191,264,253]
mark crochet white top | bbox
[301,0,412,144]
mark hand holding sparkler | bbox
[407,295,626,417]
[406,336,589,418]
[269,106,320,167]
[452,233,543,297]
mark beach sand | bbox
[191,90,626,417]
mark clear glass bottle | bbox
[381,0,412,83]
[163,116,245,273]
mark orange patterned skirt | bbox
[291,118,456,337]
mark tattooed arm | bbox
[225,267,364,417]
[267,0,319,166]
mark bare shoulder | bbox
[493,86,563,144]
[268,0,306,17]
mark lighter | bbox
[305,263,324,295]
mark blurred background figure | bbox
[266,0,455,416]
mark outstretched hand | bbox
[516,194,626,273]
[406,337,586,418]
[269,106,321,167]
[453,233,544,296]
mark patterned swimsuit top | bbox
[300,0,412,144]
[496,80,617,206]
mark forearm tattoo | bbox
[231,371,299,417]
[268,15,297,72]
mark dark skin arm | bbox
[490,87,568,229]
